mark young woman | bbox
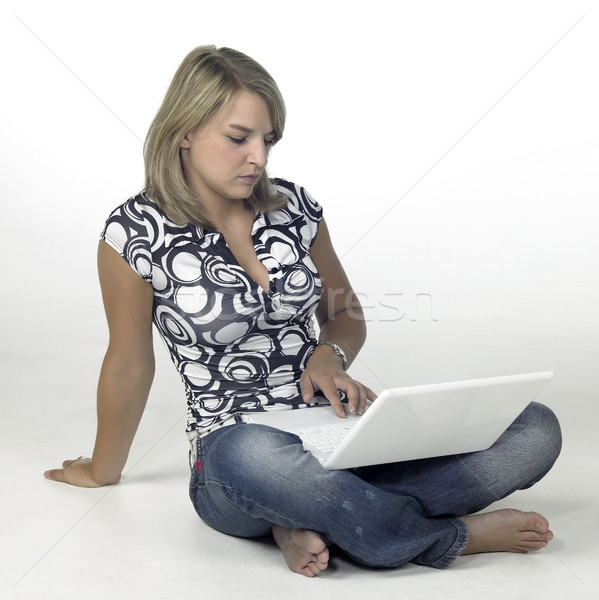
[45,46,562,577]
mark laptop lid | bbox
[245,371,554,470]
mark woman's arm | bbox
[300,218,376,418]
[44,241,155,487]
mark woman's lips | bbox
[240,175,259,184]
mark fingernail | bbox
[349,405,356,414]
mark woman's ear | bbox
[180,134,191,149]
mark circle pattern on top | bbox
[101,179,325,433]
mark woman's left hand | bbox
[300,345,376,418]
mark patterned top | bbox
[101,179,325,435]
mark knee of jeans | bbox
[522,402,562,473]
[535,402,561,452]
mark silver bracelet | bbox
[316,342,347,370]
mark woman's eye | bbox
[228,136,276,147]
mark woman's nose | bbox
[248,142,268,167]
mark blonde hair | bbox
[144,46,287,227]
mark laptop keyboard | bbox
[296,423,353,454]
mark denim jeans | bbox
[188,401,561,569]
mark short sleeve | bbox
[100,197,153,282]
[272,179,323,248]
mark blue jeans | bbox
[188,401,561,569]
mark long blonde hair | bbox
[144,46,287,227]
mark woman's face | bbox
[180,90,276,210]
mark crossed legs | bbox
[189,402,561,576]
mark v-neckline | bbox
[220,212,272,294]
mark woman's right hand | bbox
[44,457,118,488]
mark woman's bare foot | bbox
[461,509,554,555]
[272,526,329,577]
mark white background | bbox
[1,1,598,597]
[2,1,597,393]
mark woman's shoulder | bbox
[101,191,189,255]
[105,192,167,225]
[270,178,322,223]
[103,191,195,239]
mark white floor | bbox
[2,322,598,600]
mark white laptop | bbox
[245,371,553,470]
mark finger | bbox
[61,456,87,469]
[299,372,316,403]
[318,379,346,418]
[341,380,361,415]
[354,385,369,416]
[342,383,377,416]
[333,377,373,415]
[360,386,377,412]
[44,468,66,482]
[366,387,378,402]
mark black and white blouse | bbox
[101,179,325,435]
